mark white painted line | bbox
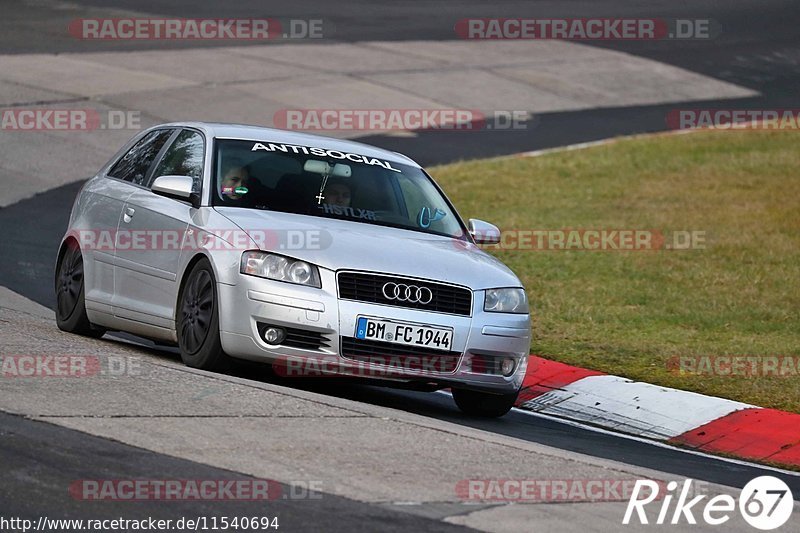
[514,128,697,159]
[513,122,777,161]
[516,138,623,158]
[510,405,800,478]
[435,390,800,478]
[520,375,753,439]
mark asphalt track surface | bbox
[2,0,800,529]
[2,0,798,164]
[3,366,800,527]
[225,364,800,496]
[0,411,470,532]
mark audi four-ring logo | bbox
[382,282,433,304]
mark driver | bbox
[220,162,250,202]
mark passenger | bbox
[325,180,352,208]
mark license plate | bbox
[355,317,453,351]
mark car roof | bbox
[156,122,421,168]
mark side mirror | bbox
[151,175,200,208]
[468,219,501,245]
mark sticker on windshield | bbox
[234,186,249,195]
[418,207,447,228]
[321,203,376,220]
[251,142,402,173]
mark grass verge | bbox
[431,129,800,412]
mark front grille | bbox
[340,337,462,373]
[257,323,331,351]
[337,271,472,316]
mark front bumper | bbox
[218,270,531,394]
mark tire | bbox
[176,259,230,371]
[452,388,519,418]
[54,243,106,338]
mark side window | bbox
[108,129,173,185]
[150,129,205,192]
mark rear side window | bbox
[150,129,205,192]
[108,129,173,185]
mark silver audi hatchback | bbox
[55,123,531,417]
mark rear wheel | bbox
[452,388,519,418]
[177,260,230,371]
[54,243,105,338]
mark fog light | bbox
[263,327,286,345]
[501,357,516,376]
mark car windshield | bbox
[212,139,466,239]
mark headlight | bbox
[484,288,529,314]
[240,251,321,288]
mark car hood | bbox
[215,207,522,290]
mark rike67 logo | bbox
[623,477,794,530]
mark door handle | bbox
[123,207,135,224]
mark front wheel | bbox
[54,243,105,338]
[177,259,230,371]
[452,388,519,418]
